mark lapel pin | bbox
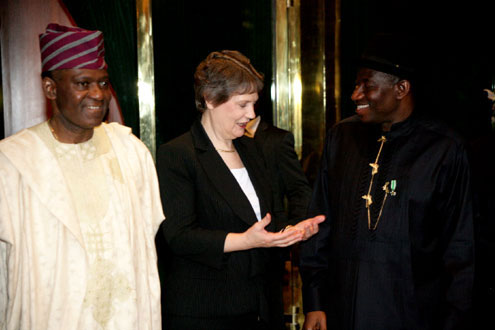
[390,180,397,196]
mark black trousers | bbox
[163,313,270,330]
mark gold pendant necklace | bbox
[362,135,388,231]
[48,119,60,141]
[215,148,236,153]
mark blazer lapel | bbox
[235,136,271,219]
[253,119,270,144]
[249,120,270,169]
[191,120,259,226]
[243,120,275,230]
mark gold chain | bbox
[48,119,60,141]
[215,148,236,153]
[362,136,388,231]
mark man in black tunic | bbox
[300,35,474,330]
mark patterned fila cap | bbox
[39,23,107,73]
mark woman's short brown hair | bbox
[194,50,264,112]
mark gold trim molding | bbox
[273,0,302,157]
[136,0,156,159]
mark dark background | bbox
[60,0,495,146]
[151,0,272,147]
[338,0,495,139]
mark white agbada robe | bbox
[0,122,164,330]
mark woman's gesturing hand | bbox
[243,213,304,248]
[224,213,326,252]
[292,215,326,240]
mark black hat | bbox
[357,33,417,79]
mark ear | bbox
[42,77,57,100]
[394,80,411,100]
[204,98,215,110]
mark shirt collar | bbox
[379,113,418,140]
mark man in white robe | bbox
[0,24,164,330]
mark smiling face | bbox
[351,68,403,129]
[205,92,258,140]
[44,68,111,137]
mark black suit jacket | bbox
[253,120,312,227]
[249,119,313,329]
[156,119,279,320]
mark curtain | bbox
[0,0,71,136]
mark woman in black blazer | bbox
[156,50,324,330]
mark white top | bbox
[230,167,262,221]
